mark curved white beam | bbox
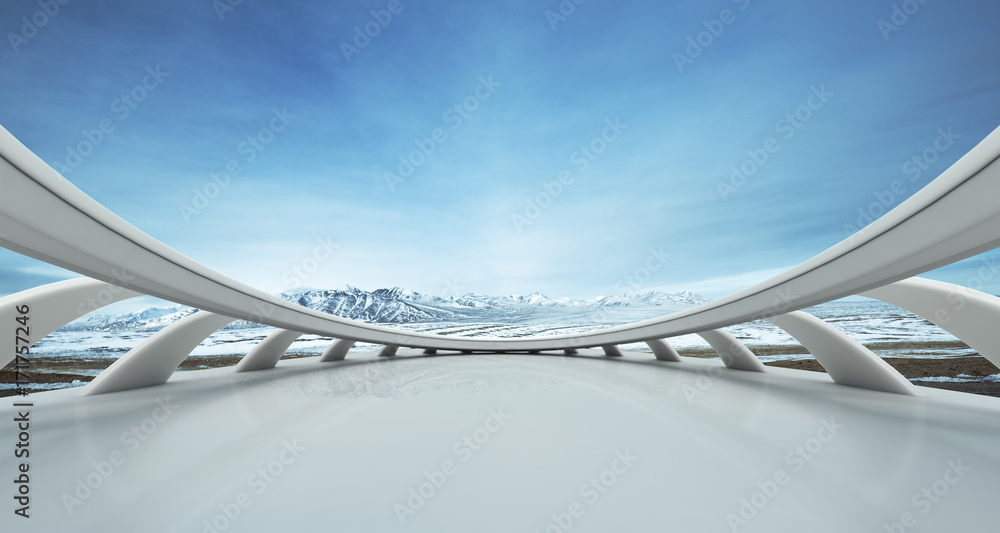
[0,277,140,368]
[860,277,1000,369]
[82,311,237,396]
[319,338,357,362]
[645,339,682,362]
[696,330,766,372]
[2,125,1000,351]
[766,311,918,395]
[234,329,304,372]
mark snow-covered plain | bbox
[21,300,976,380]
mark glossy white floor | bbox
[3,350,998,532]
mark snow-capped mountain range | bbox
[64,306,199,332]
[63,287,711,332]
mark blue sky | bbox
[2,0,1000,307]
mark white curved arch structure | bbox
[4,122,1000,532]
[696,329,766,372]
[378,344,399,357]
[82,311,237,396]
[234,329,305,372]
[645,338,682,362]
[318,338,357,363]
[601,345,624,357]
[3,124,1000,357]
[1,123,1000,397]
[0,277,140,368]
[861,277,1000,368]
[766,311,918,395]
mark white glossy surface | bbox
[2,351,997,532]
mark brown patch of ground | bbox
[0,369,93,385]
[0,352,320,397]
[672,342,1000,397]
[765,356,1000,398]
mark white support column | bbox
[767,311,918,395]
[234,329,304,372]
[645,339,682,362]
[319,338,357,362]
[0,277,140,368]
[82,311,237,396]
[602,345,623,357]
[861,277,1000,370]
[696,329,766,372]
[379,345,398,357]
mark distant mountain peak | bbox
[64,286,712,332]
